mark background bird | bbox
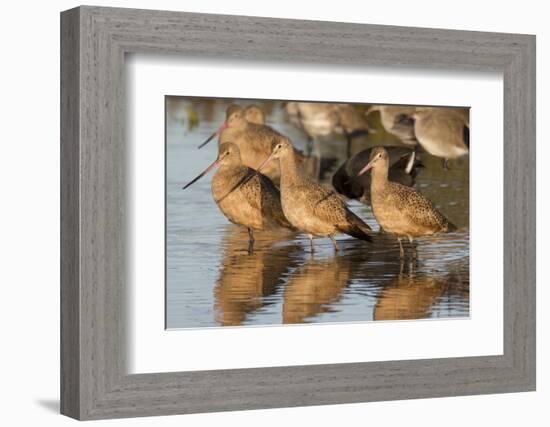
[367,105,418,147]
[243,104,266,125]
[285,102,370,157]
[413,107,470,168]
[199,104,304,182]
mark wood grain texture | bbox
[60,5,536,420]
[60,7,80,419]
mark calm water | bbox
[166,98,470,329]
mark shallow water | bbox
[166,98,469,328]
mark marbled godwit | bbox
[183,142,293,253]
[198,104,302,182]
[367,105,417,147]
[358,147,456,257]
[257,137,372,252]
[243,104,266,125]
[285,102,370,157]
[332,146,422,203]
[413,107,469,168]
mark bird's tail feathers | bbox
[340,225,373,242]
[446,221,458,232]
[337,214,373,242]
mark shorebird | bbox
[358,147,456,257]
[198,104,302,181]
[257,137,372,252]
[367,105,417,147]
[413,107,470,168]
[285,102,370,157]
[183,142,293,253]
[243,104,266,125]
[332,146,422,203]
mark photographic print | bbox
[166,98,469,328]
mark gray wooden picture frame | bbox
[60,5,536,421]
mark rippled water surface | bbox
[166,98,470,328]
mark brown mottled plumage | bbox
[183,143,293,252]
[332,145,422,203]
[358,146,456,257]
[199,104,303,182]
[258,137,372,252]
[243,104,266,125]
[219,105,287,180]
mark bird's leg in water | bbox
[399,257,405,276]
[330,235,340,252]
[308,234,315,253]
[408,259,415,277]
[408,236,417,260]
[443,158,450,170]
[247,228,255,254]
[306,134,314,156]
[397,237,405,258]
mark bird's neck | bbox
[218,160,245,176]
[279,151,300,184]
[212,164,248,201]
[232,118,248,131]
[370,163,389,191]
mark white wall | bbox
[0,0,546,425]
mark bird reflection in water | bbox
[214,226,300,326]
[280,233,468,324]
[374,253,469,321]
[282,247,366,324]
[374,272,448,321]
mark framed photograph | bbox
[61,6,536,420]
